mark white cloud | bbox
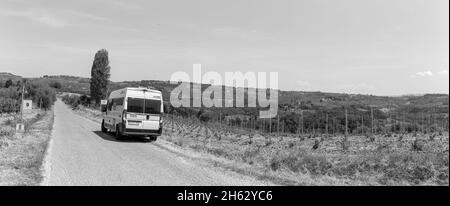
[95,0,142,10]
[34,15,66,28]
[338,83,375,94]
[0,8,112,28]
[438,70,449,76]
[416,71,434,77]
[411,71,434,78]
[211,27,271,42]
[63,10,111,22]
[0,9,66,28]
[296,80,311,87]
[38,43,95,55]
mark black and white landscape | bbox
[0,0,448,186]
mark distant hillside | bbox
[0,72,22,82]
[23,74,448,107]
[2,73,448,133]
[3,73,448,109]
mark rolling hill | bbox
[1,72,448,133]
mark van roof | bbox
[108,87,162,99]
[126,87,162,93]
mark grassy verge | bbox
[0,109,54,185]
[71,105,102,123]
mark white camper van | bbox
[101,87,164,141]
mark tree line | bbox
[0,79,57,113]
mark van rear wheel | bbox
[150,136,158,141]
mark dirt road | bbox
[44,100,269,185]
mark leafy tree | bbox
[79,95,91,106]
[4,79,13,88]
[0,79,56,112]
[25,81,56,110]
[49,81,62,89]
[90,49,111,105]
[0,98,19,113]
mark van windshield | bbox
[127,98,161,114]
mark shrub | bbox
[0,97,19,113]
[341,137,350,151]
[412,139,424,152]
[269,150,332,175]
[49,81,62,89]
[288,141,295,148]
[199,113,211,122]
[297,155,332,175]
[4,79,13,88]
[4,119,14,126]
[25,81,56,110]
[0,79,56,113]
[206,147,226,157]
[312,138,320,150]
[242,147,260,164]
[174,138,184,147]
[0,127,15,137]
[269,158,281,171]
[62,94,81,109]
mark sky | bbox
[0,0,448,95]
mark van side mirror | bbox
[100,100,107,112]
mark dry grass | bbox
[162,116,449,186]
[0,109,54,185]
[71,105,102,123]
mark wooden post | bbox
[219,112,222,130]
[171,113,174,136]
[277,115,280,134]
[269,118,272,133]
[301,110,304,135]
[263,118,266,133]
[403,112,406,133]
[345,107,348,136]
[20,82,24,122]
[371,107,374,134]
[361,114,364,135]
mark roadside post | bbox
[16,82,26,133]
[15,123,25,133]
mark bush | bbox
[4,79,13,88]
[79,95,91,106]
[0,97,19,113]
[241,147,260,164]
[412,139,424,152]
[25,81,56,110]
[269,150,332,175]
[49,81,62,89]
[0,127,15,137]
[0,79,57,113]
[199,113,212,122]
[62,94,81,109]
